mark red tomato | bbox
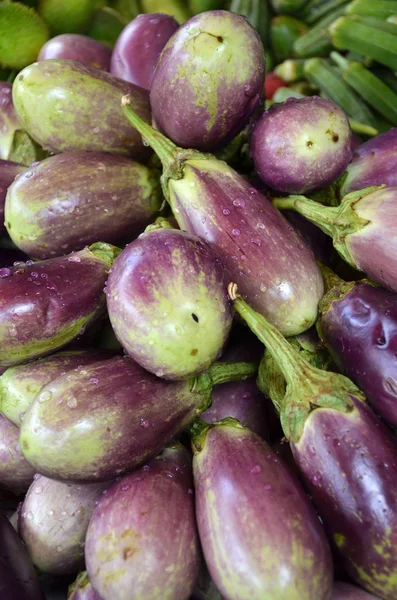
[264,72,287,100]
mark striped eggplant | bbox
[0,82,20,161]
[38,34,112,70]
[332,582,379,599]
[0,159,25,235]
[0,413,35,493]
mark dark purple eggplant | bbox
[38,34,111,70]
[192,419,333,600]
[332,582,379,599]
[0,83,20,161]
[18,474,111,575]
[121,101,323,336]
[341,128,397,196]
[5,151,162,259]
[106,228,232,380]
[0,242,119,367]
[0,160,26,235]
[0,511,45,600]
[0,414,35,493]
[230,284,397,600]
[67,572,100,600]
[19,355,256,482]
[85,443,200,600]
[150,10,265,151]
[110,13,179,90]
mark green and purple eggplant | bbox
[332,582,379,599]
[122,101,323,336]
[0,349,114,426]
[0,159,26,235]
[150,10,265,151]
[5,151,162,259]
[19,355,256,482]
[0,82,21,161]
[18,474,111,575]
[68,571,100,600]
[37,34,112,70]
[12,59,151,159]
[85,443,200,600]
[0,242,119,367]
[106,227,232,380]
[0,413,35,493]
[230,284,397,599]
[192,418,333,600]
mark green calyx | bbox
[191,360,259,395]
[190,416,244,455]
[88,242,121,270]
[144,217,175,234]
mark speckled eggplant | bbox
[12,59,151,158]
[18,474,111,575]
[85,443,200,600]
[0,82,21,160]
[0,243,118,367]
[67,572,100,600]
[111,13,179,90]
[0,159,26,235]
[38,34,111,70]
[0,413,35,493]
[193,420,333,600]
[106,228,232,380]
[0,349,114,426]
[150,10,265,151]
[341,128,397,196]
[332,582,379,599]
[5,151,162,259]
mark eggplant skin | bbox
[67,571,100,600]
[291,396,397,600]
[0,159,26,234]
[0,413,35,493]
[38,34,111,71]
[332,581,379,599]
[0,83,21,161]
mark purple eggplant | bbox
[85,443,200,600]
[68,572,100,600]
[0,242,119,367]
[0,349,114,426]
[19,355,256,482]
[12,59,151,159]
[110,13,179,90]
[122,101,323,336]
[5,151,162,259]
[332,582,379,599]
[38,34,112,70]
[19,474,111,575]
[0,414,35,493]
[192,419,333,600]
[106,228,232,380]
[150,10,265,151]
[0,82,20,161]
[230,285,397,599]
[0,159,26,235]
[0,511,45,600]
[341,128,397,196]
[273,185,397,294]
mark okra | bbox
[271,15,309,62]
[293,5,347,57]
[371,66,397,95]
[270,0,306,15]
[347,0,397,20]
[229,0,270,47]
[302,0,350,26]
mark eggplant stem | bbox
[273,195,339,238]
[208,361,258,386]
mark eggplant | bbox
[150,10,265,151]
[12,59,151,159]
[332,582,379,599]
[68,572,100,600]
[0,83,21,161]
[110,13,179,90]
[0,242,119,367]
[250,97,353,194]
[230,285,397,599]
[5,151,162,259]
[341,128,397,196]
[0,414,35,493]
[284,210,336,267]
[18,474,111,575]
[38,34,112,71]
[106,228,232,380]
[85,443,200,600]
[0,511,45,600]
[0,349,114,427]
[122,102,323,336]
[192,419,333,599]
[273,186,397,294]
[0,160,26,236]
[19,355,256,482]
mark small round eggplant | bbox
[18,474,111,575]
[106,228,232,380]
[68,572,100,600]
[332,582,379,599]
[5,151,162,259]
[110,13,179,89]
[0,83,21,161]
[193,419,333,600]
[0,159,26,235]
[12,59,151,159]
[38,34,111,70]
[85,443,200,600]
[250,97,353,194]
[0,413,35,493]
[150,10,265,151]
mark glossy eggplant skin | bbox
[318,280,397,427]
[5,151,161,259]
[0,82,20,161]
[85,443,200,600]
[12,59,151,159]
[193,421,333,600]
[332,581,379,599]
[150,10,265,151]
[291,396,397,600]
[38,34,111,70]
[0,160,26,235]
[0,413,35,493]
[19,356,212,482]
[110,13,179,90]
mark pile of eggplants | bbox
[1,5,397,600]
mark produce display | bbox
[1,1,397,599]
